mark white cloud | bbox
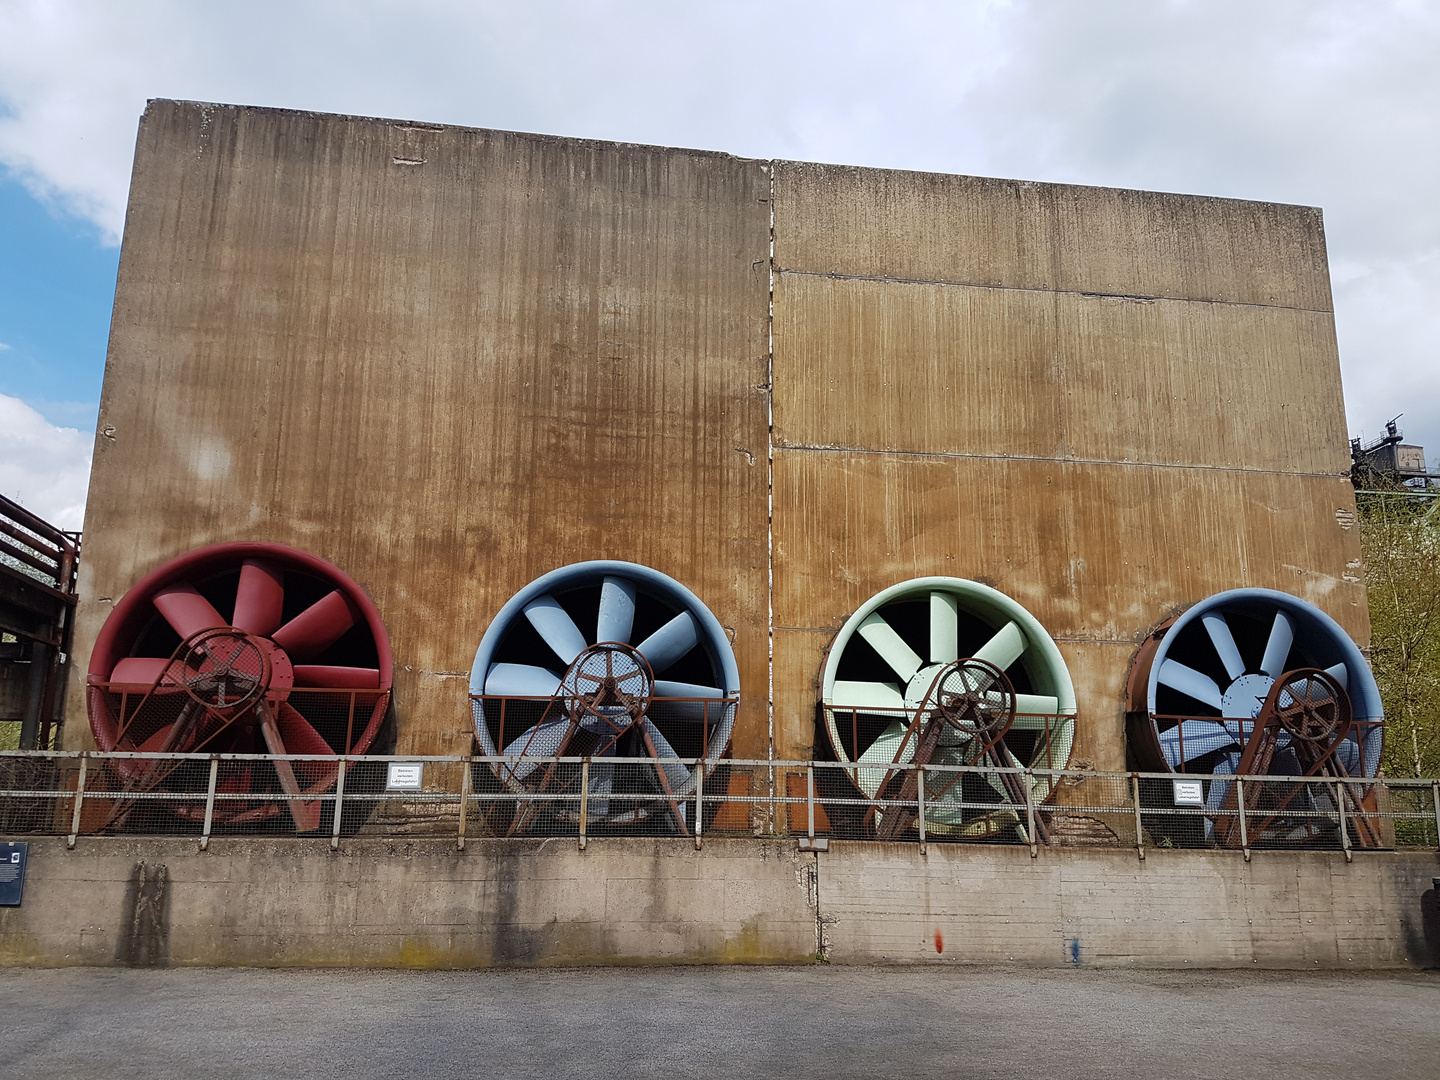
[0,393,92,529]
[1,0,1438,451]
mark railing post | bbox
[769,761,778,836]
[694,761,704,851]
[330,758,347,851]
[199,755,219,851]
[456,756,471,852]
[1335,779,1352,863]
[67,753,87,849]
[1431,781,1440,851]
[806,764,815,841]
[1130,772,1145,861]
[916,765,926,854]
[1236,776,1251,862]
[1024,769,1039,859]
[579,758,590,851]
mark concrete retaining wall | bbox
[0,837,819,968]
[818,842,1440,969]
[2,838,1437,969]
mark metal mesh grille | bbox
[2,750,1437,855]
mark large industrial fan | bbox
[86,542,393,833]
[469,561,739,836]
[820,577,1076,841]
[1126,587,1384,846]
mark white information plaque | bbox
[386,762,424,791]
[1172,778,1205,807]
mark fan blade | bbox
[257,703,322,832]
[831,680,905,711]
[858,613,922,683]
[1157,660,1224,710]
[152,583,227,640]
[587,743,616,818]
[652,680,729,723]
[292,665,381,690]
[1010,694,1061,728]
[855,720,911,796]
[501,718,571,781]
[277,701,338,788]
[1260,611,1294,678]
[930,591,959,664]
[857,722,912,763]
[484,663,562,698]
[596,576,637,645]
[523,595,587,665]
[135,722,178,753]
[232,559,285,638]
[107,656,177,691]
[636,611,700,673]
[1202,613,1246,682]
[1324,662,1348,688]
[276,701,334,754]
[1157,719,1244,763]
[973,621,1027,671]
[272,590,357,662]
[641,718,692,791]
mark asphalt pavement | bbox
[2,964,1437,1079]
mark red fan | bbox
[86,542,392,832]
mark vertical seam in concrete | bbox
[766,163,777,810]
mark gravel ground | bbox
[1,964,1437,1080]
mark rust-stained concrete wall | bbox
[72,101,772,756]
[771,164,1363,767]
[71,102,1363,770]
[3,838,1435,970]
[0,837,819,968]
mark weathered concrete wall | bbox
[0,837,819,968]
[770,163,1362,766]
[73,102,1363,772]
[819,843,1440,969]
[73,101,772,757]
[2,838,1436,970]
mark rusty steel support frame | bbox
[0,493,79,752]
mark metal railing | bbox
[1,749,1437,859]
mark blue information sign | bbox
[0,842,28,906]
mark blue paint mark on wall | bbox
[1068,937,1081,965]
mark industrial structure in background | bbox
[1351,416,1438,488]
[0,494,79,750]
[52,99,1379,846]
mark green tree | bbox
[1358,488,1440,777]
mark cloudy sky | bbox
[1,0,1437,528]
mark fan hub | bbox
[903,663,946,710]
[562,642,653,735]
[1221,673,1273,719]
[177,629,294,725]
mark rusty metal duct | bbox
[1126,587,1384,845]
[85,543,393,833]
[821,578,1076,841]
[469,561,739,835]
